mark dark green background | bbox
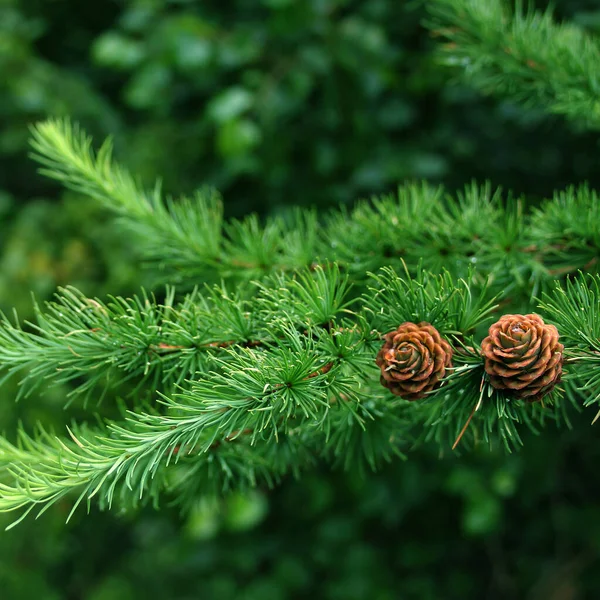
[1,0,599,597]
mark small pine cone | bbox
[376,322,453,400]
[481,313,564,401]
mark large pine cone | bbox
[481,314,564,401]
[376,322,453,400]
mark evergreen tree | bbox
[1,0,599,530]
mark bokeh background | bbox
[1,0,600,598]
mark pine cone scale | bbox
[489,347,541,369]
[487,364,525,378]
[492,332,541,356]
[491,332,541,358]
[497,330,531,349]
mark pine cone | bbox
[376,322,453,400]
[481,313,564,401]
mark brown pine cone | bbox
[376,322,453,400]
[481,313,564,401]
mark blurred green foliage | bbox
[1,0,600,597]
[4,0,600,216]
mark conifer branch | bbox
[29,120,600,297]
[529,185,600,277]
[426,0,600,128]
[0,285,265,405]
[3,262,596,524]
[538,273,600,412]
[5,91,600,525]
[0,330,369,526]
[29,119,320,283]
[29,119,226,282]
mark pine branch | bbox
[416,347,574,453]
[0,330,367,526]
[2,263,598,524]
[328,181,600,300]
[29,119,319,284]
[529,185,600,276]
[29,119,223,279]
[7,117,600,526]
[426,0,600,128]
[538,273,600,415]
[362,265,575,451]
[363,263,499,337]
[29,120,600,298]
[0,264,361,408]
[0,285,268,405]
